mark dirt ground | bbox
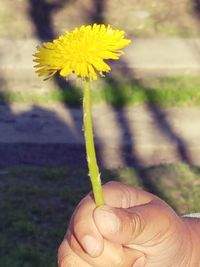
[1,0,200,39]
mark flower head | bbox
[33,24,131,80]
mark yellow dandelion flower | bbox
[33,24,131,80]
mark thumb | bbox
[94,201,174,245]
[94,205,142,245]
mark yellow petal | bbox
[60,66,71,77]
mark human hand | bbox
[58,181,198,266]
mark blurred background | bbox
[1,0,200,266]
[2,0,200,38]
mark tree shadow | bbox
[143,90,192,164]
[193,0,200,16]
[27,0,111,171]
[86,0,193,195]
[28,0,78,92]
[28,0,71,41]
[27,0,85,156]
[27,0,194,198]
[102,57,193,199]
[87,0,143,171]
[89,0,106,24]
[0,84,86,169]
[187,1,200,64]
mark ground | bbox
[1,164,200,267]
[1,0,200,38]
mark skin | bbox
[58,181,200,267]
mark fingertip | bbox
[81,234,103,257]
[94,205,139,245]
[94,205,121,235]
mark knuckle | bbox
[131,212,143,238]
[120,186,132,208]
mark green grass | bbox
[2,76,200,107]
[1,163,200,266]
[94,75,200,107]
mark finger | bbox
[94,198,177,246]
[58,239,92,267]
[102,181,157,208]
[69,230,143,267]
[68,195,104,257]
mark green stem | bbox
[83,78,104,207]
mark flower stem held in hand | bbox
[83,78,104,206]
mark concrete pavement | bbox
[0,103,200,168]
[1,38,200,168]
[1,38,200,80]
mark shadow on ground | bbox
[0,0,193,210]
[0,2,198,266]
